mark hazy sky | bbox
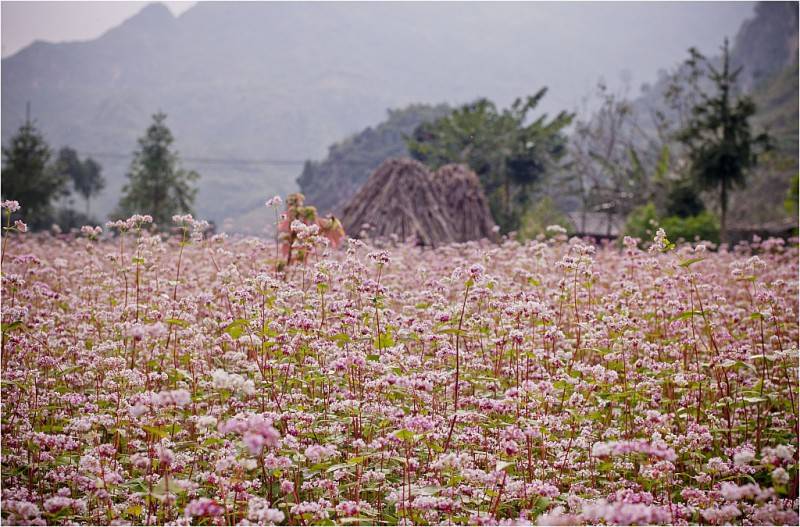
[1,1,196,57]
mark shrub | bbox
[625,202,720,245]
[517,196,571,241]
[661,211,720,244]
[623,202,660,242]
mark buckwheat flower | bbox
[196,415,217,431]
[243,431,267,456]
[546,224,567,234]
[130,452,150,470]
[42,496,70,513]
[184,498,224,518]
[154,389,192,407]
[4,500,41,522]
[336,501,360,516]
[1,200,21,212]
[265,195,283,208]
[700,504,741,523]
[248,497,285,524]
[591,439,677,461]
[173,214,194,224]
[13,220,27,232]
[304,444,337,463]
[537,506,578,526]
[468,263,485,280]
[771,467,790,485]
[367,250,391,265]
[211,369,255,396]
[733,449,755,466]
[129,404,147,418]
[238,334,263,347]
[773,444,794,462]
[129,324,146,340]
[280,479,294,494]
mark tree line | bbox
[406,39,777,244]
[2,39,786,243]
[1,112,199,231]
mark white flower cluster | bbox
[106,214,153,231]
[248,497,285,525]
[173,214,210,242]
[265,195,283,208]
[291,219,319,240]
[211,369,255,396]
[649,228,670,254]
[80,225,103,239]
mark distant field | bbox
[1,218,798,525]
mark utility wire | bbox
[80,151,307,167]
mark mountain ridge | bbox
[1,1,758,230]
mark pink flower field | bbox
[1,208,798,525]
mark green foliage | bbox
[677,39,771,240]
[665,180,706,218]
[55,147,105,217]
[407,89,573,233]
[115,112,199,226]
[517,196,571,241]
[298,104,451,213]
[1,120,67,229]
[661,212,720,244]
[625,202,720,245]
[624,203,659,242]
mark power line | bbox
[80,151,307,167]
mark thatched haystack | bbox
[341,158,497,246]
[432,164,497,243]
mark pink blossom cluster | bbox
[1,209,797,525]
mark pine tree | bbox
[1,119,67,229]
[678,39,771,242]
[115,112,199,226]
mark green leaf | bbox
[142,425,170,439]
[679,257,705,268]
[224,319,249,339]
[1,320,27,333]
[375,332,395,349]
[393,429,415,442]
[438,328,466,336]
[671,310,703,321]
[331,333,351,346]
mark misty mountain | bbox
[2,1,755,230]
[299,2,798,226]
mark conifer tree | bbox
[678,39,771,242]
[115,112,199,226]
